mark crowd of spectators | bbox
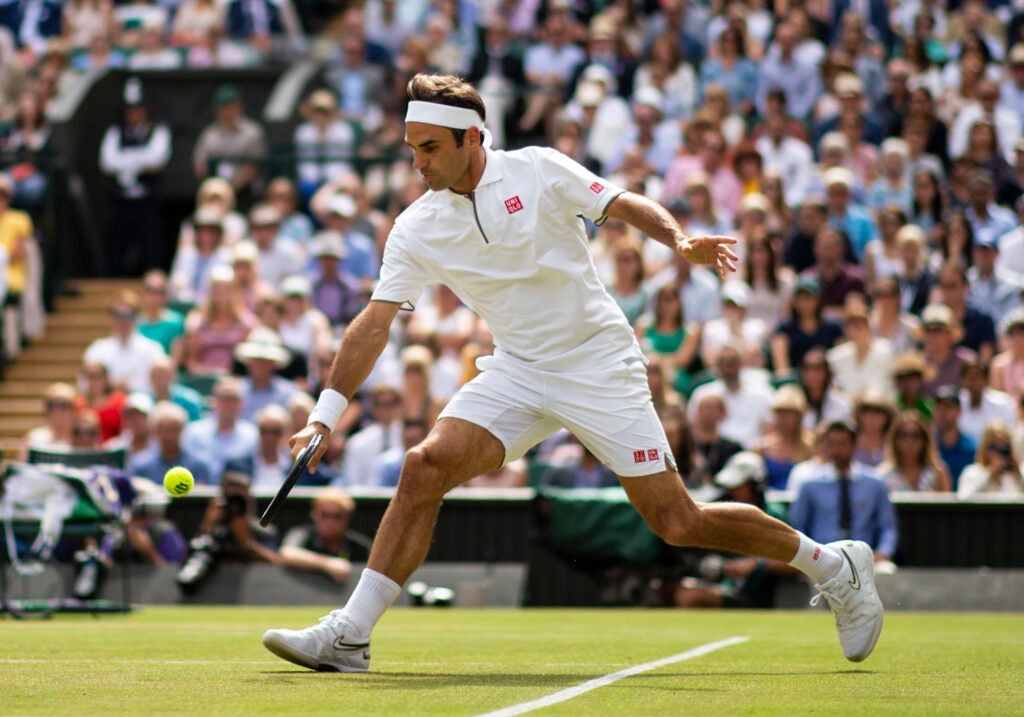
[6,1,1024,591]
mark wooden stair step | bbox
[3,363,79,382]
[45,313,109,330]
[0,415,44,434]
[0,437,24,460]
[0,398,45,415]
[66,278,140,294]
[32,327,108,346]
[0,380,66,397]
[14,345,91,363]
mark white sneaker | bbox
[262,611,370,672]
[810,540,884,662]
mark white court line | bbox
[476,636,749,717]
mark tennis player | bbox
[263,74,883,671]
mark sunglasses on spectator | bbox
[110,309,138,320]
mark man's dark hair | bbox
[406,73,486,147]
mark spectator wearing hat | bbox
[827,303,895,399]
[128,401,212,486]
[958,360,1016,443]
[990,309,1024,403]
[278,274,331,387]
[147,354,205,422]
[168,206,233,304]
[894,224,935,317]
[229,241,272,312]
[603,85,680,176]
[821,166,878,262]
[700,281,767,369]
[932,385,977,490]
[244,203,303,288]
[672,451,799,609]
[98,76,172,276]
[866,140,913,215]
[235,327,300,423]
[852,391,897,469]
[182,376,258,482]
[192,84,267,209]
[812,72,886,149]
[757,385,813,490]
[892,352,934,420]
[967,224,1023,324]
[294,89,356,200]
[307,230,363,329]
[770,275,845,377]
[23,382,78,455]
[789,418,899,564]
[920,303,977,396]
[103,391,157,462]
[315,194,379,287]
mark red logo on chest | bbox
[589,181,604,194]
[504,195,524,214]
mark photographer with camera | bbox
[176,470,279,594]
[957,422,1024,498]
[672,452,800,609]
[278,487,371,583]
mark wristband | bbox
[308,389,348,431]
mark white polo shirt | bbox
[373,146,641,371]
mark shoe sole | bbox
[262,633,369,673]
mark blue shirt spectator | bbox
[181,378,258,482]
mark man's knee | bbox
[646,504,703,547]
[395,445,449,503]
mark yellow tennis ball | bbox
[164,466,195,497]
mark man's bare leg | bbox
[618,468,841,581]
[342,417,505,636]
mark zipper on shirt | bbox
[467,191,490,244]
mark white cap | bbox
[633,86,664,111]
[310,231,347,259]
[721,281,751,308]
[326,194,357,218]
[715,451,767,488]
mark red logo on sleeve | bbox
[589,181,604,194]
[633,450,647,464]
[504,195,524,214]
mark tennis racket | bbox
[259,432,323,528]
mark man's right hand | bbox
[289,423,331,472]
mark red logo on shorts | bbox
[633,450,647,463]
[647,449,659,462]
[589,181,604,194]
[504,195,524,214]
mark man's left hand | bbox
[680,235,739,280]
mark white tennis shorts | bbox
[439,353,676,477]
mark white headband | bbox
[406,100,483,130]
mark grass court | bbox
[1,607,1021,716]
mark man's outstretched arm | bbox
[605,192,739,279]
[290,299,402,469]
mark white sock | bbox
[341,568,402,638]
[788,533,843,583]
